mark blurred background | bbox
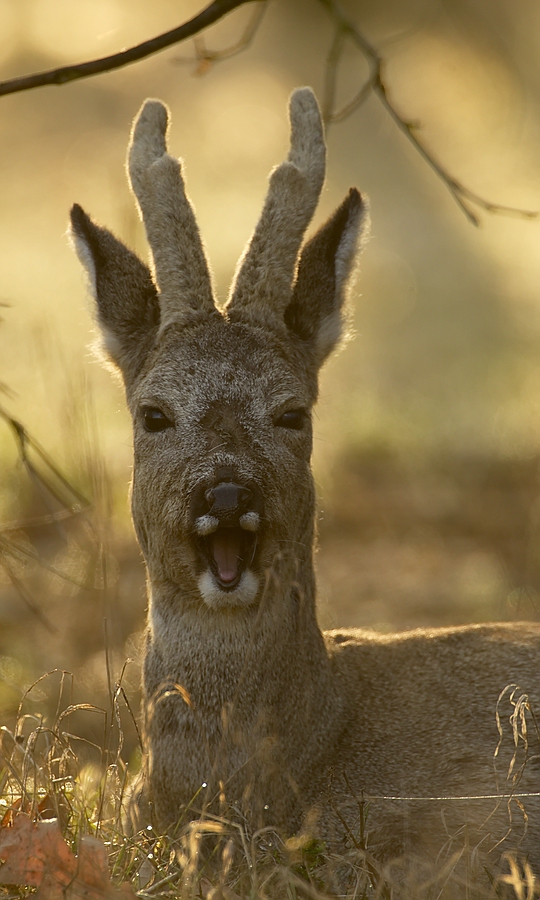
[1,0,540,755]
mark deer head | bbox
[70,88,368,614]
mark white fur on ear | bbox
[68,225,123,369]
[68,226,97,300]
[334,196,370,293]
[315,311,348,362]
[314,196,370,363]
[95,329,125,372]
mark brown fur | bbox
[70,89,540,880]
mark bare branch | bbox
[0,0,534,225]
[318,0,537,225]
[0,0,261,98]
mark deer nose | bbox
[204,483,253,518]
[189,477,264,532]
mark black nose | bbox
[205,482,253,519]
[189,477,264,527]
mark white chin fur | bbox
[198,569,259,609]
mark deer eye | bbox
[142,406,173,433]
[275,409,306,430]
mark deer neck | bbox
[143,542,339,829]
[144,517,335,730]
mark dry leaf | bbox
[1,793,59,827]
[0,813,136,900]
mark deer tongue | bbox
[210,529,242,584]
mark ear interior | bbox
[285,188,368,366]
[70,204,160,383]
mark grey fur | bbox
[70,89,540,881]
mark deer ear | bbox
[70,203,160,383]
[285,188,368,367]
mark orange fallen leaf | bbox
[1,793,60,827]
[0,813,136,900]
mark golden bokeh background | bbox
[2,0,540,734]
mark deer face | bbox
[128,319,316,608]
[70,89,368,610]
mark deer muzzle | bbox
[191,480,264,590]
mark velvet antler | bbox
[227,87,326,327]
[128,99,216,330]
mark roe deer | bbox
[70,88,540,880]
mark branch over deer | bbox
[70,89,540,877]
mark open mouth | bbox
[197,525,258,591]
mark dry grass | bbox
[0,687,538,900]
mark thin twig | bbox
[0,533,92,590]
[0,0,260,98]
[0,507,84,534]
[322,26,346,121]
[374,67,536,224]
[318,0,537,225]
[0,556,57,634]
[187,2,268,76]
[328,74,375,124]
[0,405,89,511]
[322,24,376,124]
[0,405,95,625]
[114,683,143,752]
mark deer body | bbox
[70,90,540,876]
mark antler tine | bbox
[227,88,326,324]
[128,99,216,330]
[287,87,326,181]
